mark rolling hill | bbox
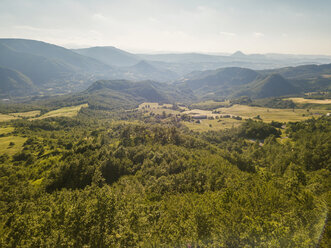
[177,64,331,100]
[122,61,179,82]
[237,74,297,98]
[0,39,113,91]
[0,67,35,96]
[73,46,140,67]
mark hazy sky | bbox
[1,0,331,54]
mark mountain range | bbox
[0,38,331,101]
[177,64,331,100]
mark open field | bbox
[0,110,40,122]
[0,113,19,122]
[34,104,88,119]
[0,126,14,135]
[138,102,184,116]
[9,110,41,118]
[139,102,329,132]
[0,136,27,156]
[183,118,242,132]
[182,109,214,116]
[190,100,231,109]
[215,104,328,123]
[286,97,331,105]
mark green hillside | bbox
[0,39,113,89]
[178,64,331,100]
[0,67,34,96]
[235,74,297,98]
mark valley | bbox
[0,38,330,248]
[1,0,331,246]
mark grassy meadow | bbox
[184,118,242,132]
[0,126,14,135]
[34,103,88,120]
[138,101,329,132]
[215,104,328,123]
[0,113,19,122]
[0,135,27,156]
[286,97,331,104]
[138,102,183,115]
[9,110,41,118]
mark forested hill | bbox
[0,38,331,99]
[177,64,331,99]
[60,79,194,111]
[73,46,140,67]
[0,107,329,246]
[0,39,113,85]
[0,67,35,96]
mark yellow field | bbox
[138,102,184,116]
[183,118,242,132]
[215,104,328,123]
[0,136,27,156]
[35,104,88,119]
[217,105,327,122]
[139,102,328,132]
[286,97,331,104]
[0,113,18,122]
[0,127,15,135]
[9,110,41,118]
[322,74,331,78]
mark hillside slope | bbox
[73,46,140,67]
[0,39,113,88]
[177,64,331,99]
[0,67,35,96]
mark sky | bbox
[1,0,331,54]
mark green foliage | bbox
[0,110,329,247]
[238,119,281,140]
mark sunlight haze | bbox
[1,0,331,54]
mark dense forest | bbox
[0,106,330,247]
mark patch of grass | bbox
[215,104,328,123]
[284,97,331,110]
[138,102,182,116]
[30,178,43,186]
[0,126,14,135]
[183,118,242,132]
[286,98,331,105]
[0,113,18,122]
[9,110,41,118]
[0,136,27,156]
[34,104,88,120]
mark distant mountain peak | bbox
[73,46,139,67]
[231,51,246,57]
[131,60,157,72]
[135,60,153,67]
